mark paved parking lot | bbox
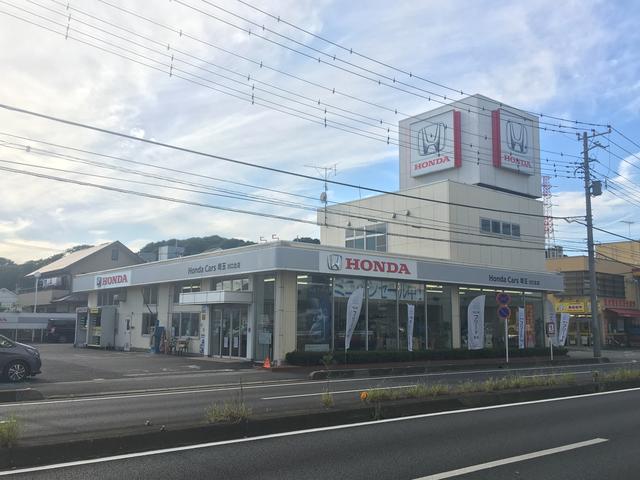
[19,344,254,384]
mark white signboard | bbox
[494,109,535,175]
[409,110,460,177]
[345,287,364,350]
[94,270,132,289]
[467,295,486,350]
[558,313,570,346]
[320,251,418,280]
[407,304,415,352]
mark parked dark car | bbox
[0,334,41,382]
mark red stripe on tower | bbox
[453,110,462,168]
[492,109,501,167]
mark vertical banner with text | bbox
[345,287,364,350]
[558,313,570,346]
[467,295,486,350]
[407,304,415,352]
[518,307,526,349]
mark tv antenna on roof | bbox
[305,163,337,226]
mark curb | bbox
[308,357,611,380]
[1,378,638,470]
[0,389,43,403]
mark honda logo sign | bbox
[492,109,535,175]
[409,110,461,177]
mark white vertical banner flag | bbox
[544,299,557,346]
[467,295,486,350]
[518,307,526,349]
[345,287,364,350]
[407,304,415,352]
[558,313,570,346]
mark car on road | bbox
[0,334,42,382]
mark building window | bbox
[111,249,119,261]
[480,218,521,239]
[97,290,120,306]
[142,285,158,305]
[171,312,199,337]
[212,278,250,291]
[173,281,201,303]
[345,223,387,252]
[141,313,157,335]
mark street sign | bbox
[496,292,511,305]
[546,322,556,337]
[498,305,511,319]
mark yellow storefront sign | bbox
[555,300,589,314]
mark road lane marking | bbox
[413,438,609,479]
[0,388,636,476]
[262,384,416,400]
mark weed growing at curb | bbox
[0,416,20,447]
[600,369,640,382]
[205,379,252,424]
[321,390,335,409]
[360,371,592,403]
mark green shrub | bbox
[285,347,567,366]
[0,416,20,447]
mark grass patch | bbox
[0,416,20,447]
[600,368,640,382]
[321,391,335,408]
[205,400,252,424]
[361,373,578,403]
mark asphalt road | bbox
[0,360,638,446]
[3,387,639,479]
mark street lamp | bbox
[33,272,41,313]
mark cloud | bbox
[0,0,637,263]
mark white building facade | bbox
[71,95,562,363]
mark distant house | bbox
[18,241,143,313]
[0,288,17,311]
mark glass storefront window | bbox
[334,277,366,350]
[426,284,453,349]
[368,280,398,350]
[296,275,333,352]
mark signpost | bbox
[546,321,556,361]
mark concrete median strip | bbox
[0,389,43,403]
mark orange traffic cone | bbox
[263,356,271,369]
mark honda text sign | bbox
[94,270,131,289]
[320,252,417,279]
[409,110,461,177]
[492,109,535,175]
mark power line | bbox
[0,131,585,245]
[0,101,570,220]
[0,162,563,252]
[20,0,582,169]
[234,0,610,130]
[173,0,596,134]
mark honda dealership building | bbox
[72,95,563,363]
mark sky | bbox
[0,0,639,262]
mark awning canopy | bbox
[606,308,640,318]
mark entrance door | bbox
[210,306,248,358]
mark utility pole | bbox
[581,128,610,358]
[306,164,337,226]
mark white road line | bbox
[413,438,609,479]
[0,388,634,476]
[261,384,416,400]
